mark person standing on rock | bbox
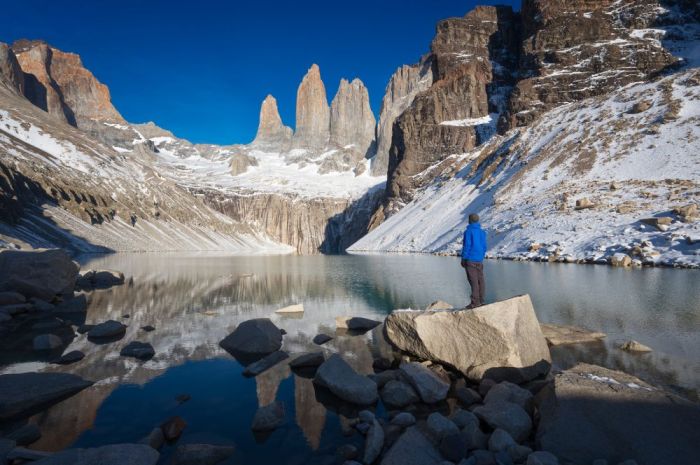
[461,213,487,308]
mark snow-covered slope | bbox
[350,70,700,268]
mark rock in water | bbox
[251,400,285,431]
[242,351,288,377]
[0,249,79,300]
[160,416,186,441]
[313,354,378,405]
[292,64,330,150]
[87,320,126,340]
[31,444,158,465]
[540,324,606,346]
[536,363,700,465]
[275,303,304,314]
[385,295,551,382]
[618,340,652,353]
[170,444,235,465]
[313,333,333,345]
[335,316,382,331]
[120,341,155,360]
[0,372,93,421]
[398,362,449,404]
[252,94,292,149]
[380,426,442,465]
[289,352,325,368]
[219,318,282,363]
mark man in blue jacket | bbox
[461,213,487,308]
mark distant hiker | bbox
[461,213,487,309]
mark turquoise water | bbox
[3,254,699,463]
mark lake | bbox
[2,253,699,464]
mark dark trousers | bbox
[461,260,485,307]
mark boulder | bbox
[87,320,126,340]
[450,409,479,430]
[484,382,534,415]
[426,412,459,441]
[473,401,532,442]
[0,372,93,421]
[313,334,333,345]
[251,400,285,431]
[335,316,381,331]
[455,387,482,407]
[219,318,282,362]
[381,380,419,408]
[398,362,449,404]
[242,351,288,377]
[275,304,304,314]
[289,352,324,369]
[32,334,63,351]
[93,270,125,288]
[120,341,155,360]
[0,249,79,300]
[574,198,595,210]
[540,324,606,346]
[618,340,652,352]
[610,254,632,267]
[390,412,416,428]
[170,444,236,465]
[489,428,517,452]
[380,426,442,465]
[31,444,158,465]
[313,354,378,405]
[386,295,551,383]
[363,419,384,464]
[536,363,700,465]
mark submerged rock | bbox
[540,324,606,346]
[618,340,652,353]
[120,341,155,360]
[242,351,288,377]
[0,372,93,421]
[275,303,304,314]
[251,400,285,431]
[313,354,378,405]
[87,320,126,340]
[385,295,551,383]
[31,443,158,465]
[537,363,700,465]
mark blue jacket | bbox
[461,222,487,262]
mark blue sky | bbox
[1,0,520,145]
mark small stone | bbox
[275,303,304,314]
[251,400,285,431]
[358,410,375,423]
[363,419,384,464]
[313,334,333,345]
[160,416,187,441]
[370,369,398,388]
[507,445,532,463]
[488,429,516,452]
[462,421,489,451]
[471,449,496,465]
[390,412,416,428]
[141,325,155,332]
[381,379,419,408]
[87,320,126,340]
[484,382,534,414]
[439,432,468,462]
[120,341,155,360]
[450,409,479,430]
[336,444,358,460]
[335,316,381,331]
[427,412,459,441]
[473,401,532,443]
[52,350,85,365]
[479,378,497,397]
[355,422,371,435]
[399,362,449,403]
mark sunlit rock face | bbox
[252,95,293,150]
[330,78,376,158]
[292,64,331,151]
[0,43,24,94]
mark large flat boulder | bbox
[313,354,378,405]
[0,249,79,300]
[219,318,282,364]
[536,363,700,465]
[0,372,93,421]
[32,444,158,465]
[385,295,551,382]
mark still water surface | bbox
[3,254,699,464]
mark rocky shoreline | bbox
[1,249,699,465]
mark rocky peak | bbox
[10,39,124,129]
[292,64,330,150]
[371,57,434,176]
[0,43,24,94]
[329,77,376,157]
[252,94,292,149]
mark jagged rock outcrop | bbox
[11,39,124,128]
[329,78,376,157]
[504,0,680,128]
[292,64,330,150]
[371,57,433,176]
[252,94,292,149]
[374,6,520,224]
[0,43,24,93]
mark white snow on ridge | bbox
[440,115,493,127]
[349,70,700,267]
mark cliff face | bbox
[11,40,124,129]
[372,0,694,227]
[0,43,24,94]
